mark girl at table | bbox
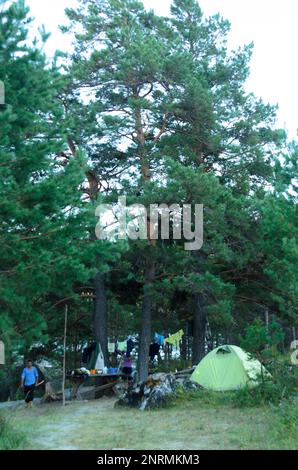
[121,354,133,389]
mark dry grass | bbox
[2,396,297,450]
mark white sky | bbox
[26,0,298,139]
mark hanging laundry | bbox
[108,343,116,353]
[164,329,184,350]
[149,342,160,361]
[126,337,135,356]
[82,342,96,364]
[154,333,165,346]
[116,341,127,352]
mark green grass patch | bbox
[0,414,26,450]
[2,394,297,450]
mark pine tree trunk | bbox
[187,335,191,361]
[62,305,68,407]
[73,336,78,369]
[192,293,206,365]
[94,272,110,366]
[138,261,155,382]
[67,137,110,367]
[181,329,187,362]
[8,366,16,401]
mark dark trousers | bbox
[122,367,133,381]
[24,384,35,403]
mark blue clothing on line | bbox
[21,367,38,386]
[154,333,165,346]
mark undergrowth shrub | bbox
[269,400,298,445]
[173,358,298,408]
[0,415,25,450]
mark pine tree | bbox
[61,0,296,378]
[0,0,115,369]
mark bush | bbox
[0,415,25,450]
[172,385,232,408]
[226,358,298,407]
[235,316,297,407]
[231,382,282,407]
[270,400,298,444]
[172,357,298,409]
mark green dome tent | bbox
[191,345,269,391]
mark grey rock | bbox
[116,373,178,410]
[180,377,200,391]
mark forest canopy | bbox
[0,0,297,385]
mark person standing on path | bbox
[21,360,38,408]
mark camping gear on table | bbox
[191,344,270,391]
[71,367,90,377]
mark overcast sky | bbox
[26,0,298,139]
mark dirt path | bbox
[4,397,277,450]
[22,399,117,450]
[0,398,42,410]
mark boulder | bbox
[116,373,178,410]
[176,377,201,392]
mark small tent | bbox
[191,345,269,391]
[87,342,105,370]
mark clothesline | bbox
[108,329,185,354]
[164,329,184,350]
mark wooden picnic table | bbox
[67,373,121,399]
